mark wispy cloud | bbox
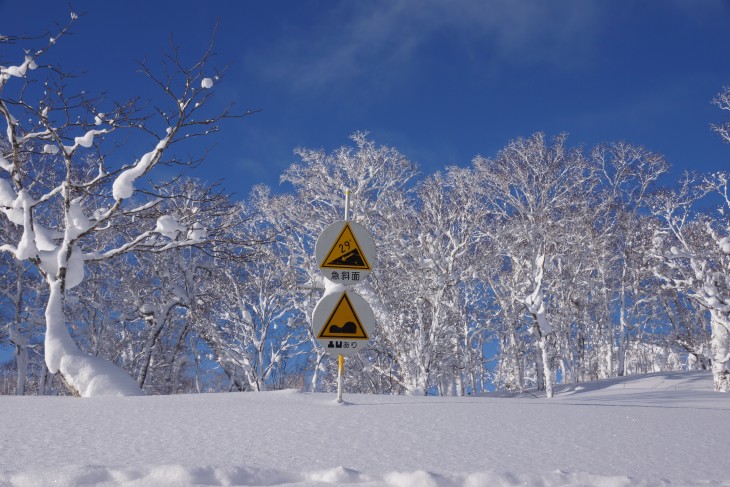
[254,0,606,91]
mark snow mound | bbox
[59,353,143,397]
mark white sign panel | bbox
[315,220,376,286]
[312,290,374,356]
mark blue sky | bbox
[2,0,730,198]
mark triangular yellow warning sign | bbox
[320,222,371,270]
[317,293,369,339]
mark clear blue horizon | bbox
[2,1,730,200]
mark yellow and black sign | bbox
[317,292,369,339]
[320,222,371,271]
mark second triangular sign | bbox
[317,292,369,339]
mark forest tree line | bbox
[3,126,730,396]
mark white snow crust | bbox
[74,129,98,148]
[68,199,92,239]
[201,77,214,89]
[0,179,24,225]
[65,245,85,290]
[187,221,207,240]
[0,177,16,206]
[0,371,728,486]
[0,152,13,171]
[0,55,37,79]
[42,144,60,155]
[16,190,38,260]
[155,215,185,240]
[112,137,169,200]
[323,277,346,297]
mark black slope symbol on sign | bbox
[321,222,371,270]
[327,249,365,268]
[317,293,368,339]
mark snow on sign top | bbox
[315,220,375,285]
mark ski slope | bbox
[0,371,728,486]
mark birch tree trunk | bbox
[709,310,730,392]
[539,335,554,398]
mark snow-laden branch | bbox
[112,136,171,200]
[712,86,730,144]
[62,128,110,156]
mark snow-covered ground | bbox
[0,371,728,487]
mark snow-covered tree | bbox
[0,223,47,395]
[201,247,309,391]
[646,89,730,391]
[659,291,712,370]
[588,142,668,378]
[368,167,491,395]
[472,133,598,397]
[0,16,253,396]
[650,173,730,391]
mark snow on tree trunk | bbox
[709,310,730,392]
[604,342,614,380]
[310,350,326,392]
[45,280,142,397]
[455,373,464,398]
[413,373,429,396]
[137,298,180,389]
[539,336,553,398]
[9,303,28,394]
[535,350,545,392]
[617,318,627,377]
[14,342,28,395]
[44,280,80,374]
[38,363,49,396]
[523,254,554,398]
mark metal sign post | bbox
[337,189,350,404]
[337,353,344,403]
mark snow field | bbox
[3,466,703,487]
[0,371,728,487]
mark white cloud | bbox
[255,0,605,91]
